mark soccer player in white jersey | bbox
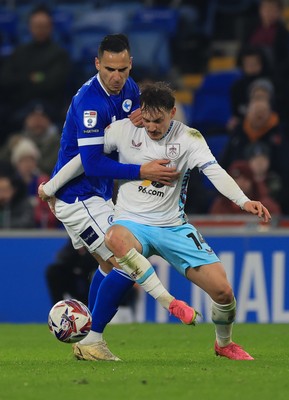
[102,81,271,360]
[42,82,271,360]
[39,36,198,361]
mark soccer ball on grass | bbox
[48,299,92,343]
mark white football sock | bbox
[116,248,174,310]
[79,330,103,345]
[211,297,236,347]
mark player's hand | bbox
[140,159,180,186]
[129,108,143,127]
[47,196,56,215]
[38,182,52,202]
[243,201,271,222]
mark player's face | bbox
[95,50,132,95]
[141,107,176,141]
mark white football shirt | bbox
[104,119,220,226]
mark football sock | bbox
[88,267,107,311]
[90,268,135,333]
[116,248,174,310]
[211,297,236,347]
[80,330,103,345]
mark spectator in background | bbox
[209,159,281,216]
[0,4,71,136]
[241,0,289,71]
[244,142,288,214]
[10,138,59,228]
[221,98,289,183]
[248,77,275,104]
[0,101,60,175]
[0,162,35,229]
[227,45,271,131]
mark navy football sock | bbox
[88,267,106,311]
[91,268,134,333]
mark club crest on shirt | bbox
[83,110,97,128]
[122,99,132,112]
[166,143,180,160]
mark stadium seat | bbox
[72,9,129,34]
[189,70,241,133]
[71,29,108,80]
[206,134,229,161]
[129,6,179,36]
[127,29,171,79]
[0,8,18,56]
[52,9,74,51]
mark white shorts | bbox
[55,196,114,261]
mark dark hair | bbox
[260,0,283,9]
[140,81,175,113]
[29,4,52,19]
[237,45,268,68]
[98,34,130,58]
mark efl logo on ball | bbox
[48,299,92,343]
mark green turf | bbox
[0,323,288,400]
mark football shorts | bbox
[113,220,220,276]
[55,196,114,260]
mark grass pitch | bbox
[0,323,288,400]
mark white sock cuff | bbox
[115,248,139,264]
[211,297,236,311]
[98,266,108,277]
[211,297,236,325]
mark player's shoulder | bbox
[72,75,106,108]
[123,76,140,93]
[179,122,205,141]
[106,118,130,132]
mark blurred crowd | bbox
[1,0,289,230]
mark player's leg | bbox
[105,223,198,324]
[53,197,126,360]
[151,223,253,360]
[186,263,253,360]
[88,254,112,311]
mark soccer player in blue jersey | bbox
[39,34,197,360]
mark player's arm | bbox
[38,122,179,200]
[38,154,83,200]
[202,163,271,222]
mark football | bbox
[48,299,92,343]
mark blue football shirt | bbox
[53,74,141,203]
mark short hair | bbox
[29,4,52,19]
[260,0,283,9]
[98,34,130,58]
[140,81,175,113]
[237,45,267,68]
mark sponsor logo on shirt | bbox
[84,110,97,128]
[166,143,180,160]
[80,226,99,245]
[83,129,99,134]
[138,185,164,198]
[122,99,132,112]
[131,139,142,149]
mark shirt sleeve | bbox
[202,163,250,208]
[74,98,141,180]
[43,154,83,196]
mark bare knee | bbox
[105,225,136,258]
[105,225,123,252]
[212,284,234,305]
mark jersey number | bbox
[187,231,206,250]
